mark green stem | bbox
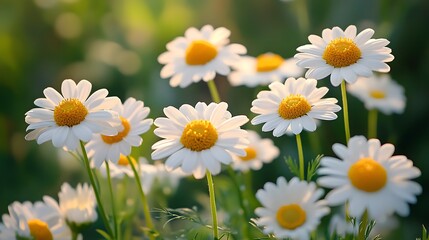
[71,231,78,240]
[341,80,351,142]
[293,0,310,34]
[368,109,378,139]
[127,156,156,240]
[358,210,369,240]
[206,170,219,239]
[79,141,114,238]
[105,162,119,240]
[207,80,221,103]
[226,167,251,239]
[296,134,305,180]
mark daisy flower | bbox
[231,130,280,171]
[227,53,304,87]
[0,197,72,240]
[317,136,422,220]
[148,162,189,195]
[86,97,153,168]
[347,74,406,115]
[295,25,394,87]
[151,102,249,179]
[25,79,119,151]
[57,182,97,226]
[97,155,141,179]
[158,24,246,88]
[251,77,341,136]
[254,177,330,240]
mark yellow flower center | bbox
[370,90,386,99]
[180,120,218,151]
[101,117,131,144]
[322,38,362,68]
[28,219,53,240]
[54,98,88,127]
[117,155,136,166]
[276,204,306,230]
[240,147,257,161]
[185,40,218,65]
[348,157,387,192]
[278,95,312,119]
[256,53,284,72]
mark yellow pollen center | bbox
[370,90,386,99]
[240,147,257,161]
[322,38,362,68]
[276,204,306,230]
[54,98,88,127]
[117,155,136,166]
[256,53,284,72]
[180,120,218,151]
[28,219,53,240]
[101,117,131,144]
[278,95,312,119]
[185,40,218,65]
[348,157,387,192]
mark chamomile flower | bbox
[347,74,405,115]
[251,77,341,136]
[254,177,330,240]
[86,97,153,168]
[317,136,422,220]
[58,182,97,226]
[228,53,304,87]
[0,197,72,240]
[295,25,394,87]
[158,24,246,88]
[98,155,141,179]
[231,130,280,171]
[25,79,119,151]
[149,162,189,195]
[151,102,249,179]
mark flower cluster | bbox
[2,24,421,240]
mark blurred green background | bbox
[1,0,429,238]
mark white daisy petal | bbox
[254,177,329,239]
[296,25,393,87]
[251,77,340,136]
[318,135,421,220]
[151,102,247,178]
[158,25,246,88]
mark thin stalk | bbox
[368,109,378,139]
[105,162,119,240]
[79,141,114,238]
[206,170,219,239]
[296,134,305,180]
[226,167,251,239]
[341,81,351,142]
[71,231,78,240]
[207,80,221,103]
[127,156,156,240]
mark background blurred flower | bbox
[25,79,119,151]
[151,102,249,179]
[254,177,330,239]
[227,53,304,87]
[86,97,153,168]
[58,182,97,227]
[158,24,246,88]
[295,25,394,86]
[347,74,406,115]
[231,130,280,171]
[0,197,71,240]
[251,77,341,136]
[318,136,422,220]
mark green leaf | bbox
[285,156,300,178]
[96,229,112,240]
[307,154,323,182]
